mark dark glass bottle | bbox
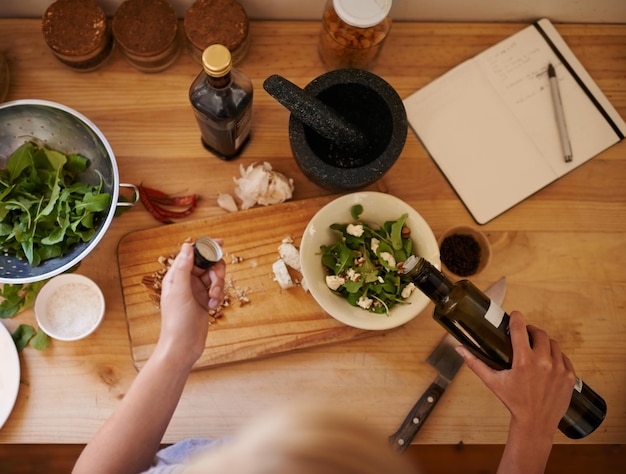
[189,44,253,160]
[402,255,607,439]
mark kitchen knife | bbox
[389,277,507,453]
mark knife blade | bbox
[389,277,507,452]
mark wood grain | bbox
[0,443,624,474]
[0,19,624,446]
[406,444,626,474]
[118,197,374,370]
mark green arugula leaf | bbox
[23,280,47,308]
[390,213,408,250]
[6,142,35,182]
[64,153,89,175]
[0,141,111,266]
[39,147,67,171]
[350,204,363,220]
[29,328,51,350]
[36,167,62,219]
[343,279,364,293]
[77,192,111,213]
[40,226,66,245]
[320,207,416,316]
[10,323,50,351]
[11,324,36,351]
[0,280,48,319]
[0,285,23,319]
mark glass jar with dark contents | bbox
[184,0,250,66]
[112,0,180,73]
[42,0,113,71]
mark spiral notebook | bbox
[404,18,626,224]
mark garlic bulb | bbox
[234,162,294,210]
[216,192,239,212]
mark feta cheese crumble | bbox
[346,268,360,282]
[346,224,364,237]
[357,295,373,309]
[272,259,294,289]
[370,237,380,254]
[401,282,417,299]
[326,275,346,291]
[379,251,396,268]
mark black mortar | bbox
[288,69,407,192]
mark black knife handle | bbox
[388,382,446,453]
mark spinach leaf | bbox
[0,280,47,319]
[0,284,23,319]
[6,142,35,181]
[29,327,51,350]
[0,141,111,266]
[11,323,49,351]
[320,206,417,316]
[11,324,35,351]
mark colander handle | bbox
[117,183,140,207]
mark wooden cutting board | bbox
[117,196,376,371]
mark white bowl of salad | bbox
[300,192,440,330]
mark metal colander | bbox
[0,99,136,284]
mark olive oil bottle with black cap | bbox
[402,255,607,439]
[189,44,253,160]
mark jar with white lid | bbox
[319,0,392,70]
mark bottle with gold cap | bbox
[189,44,253,159]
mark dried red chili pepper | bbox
[140,185,169,200]
[139,184,199,224]
[140,184,198,207]
[149,202,195,218]
[139,185,173,224]
[151,194,197,207]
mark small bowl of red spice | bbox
[438,226,492,279]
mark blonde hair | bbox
[184,404,417,474]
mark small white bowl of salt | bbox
[35,273,105,341]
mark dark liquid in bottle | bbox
[189,75,252,160]
[407,257,607,439]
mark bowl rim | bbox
[300,191,440,330]
[0,99,120,284]
[34,273,105,341]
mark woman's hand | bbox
[457,311,576,435]
[157,241,226,368]
[455,310,577,474]
[74,242,227,474]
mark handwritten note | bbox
[404,19,625,224]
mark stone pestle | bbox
[263,74,369,152]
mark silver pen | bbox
[547,63,573,162]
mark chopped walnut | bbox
[230,253,244,264]
[141,244,251,324]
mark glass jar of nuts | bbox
[318,0,392,71]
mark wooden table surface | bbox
[0,19,625,445]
